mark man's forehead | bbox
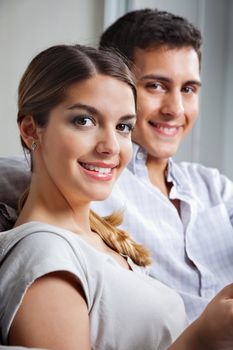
[133,46,200,85]
[132,46,201,77]
[133,45,198,60]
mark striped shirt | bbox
[92,143,233,322]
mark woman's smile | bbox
[79,161,118,181]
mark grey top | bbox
[0,222,187,350]
[0,347,44,350]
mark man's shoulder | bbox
[173,160,224,180]
[174,160,233,197]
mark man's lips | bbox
[148,121,181,136]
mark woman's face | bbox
[36,74,136,205]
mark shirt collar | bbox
[127,143,147,174]
[128,143,190,191]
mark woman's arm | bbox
[8,271,91,350]
[168,283,233,350]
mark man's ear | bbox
[18,115,39,150]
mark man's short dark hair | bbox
[99,8,202,65]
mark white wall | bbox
[199,0,232,177]
[0,0,104,156]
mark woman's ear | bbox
[18,115,39,150]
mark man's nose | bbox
[160,91,184,118]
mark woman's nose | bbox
[95,129,120,155]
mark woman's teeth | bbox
[80,163,112,174]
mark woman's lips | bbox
[79,161,117,181]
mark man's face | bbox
[132,46,201,162]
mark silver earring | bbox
[31,141,37,152]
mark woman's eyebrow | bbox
[119,114,137,122]
[67,103,98,115]
[67,103,136,121]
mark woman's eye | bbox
[71,115,95,127]
[116,123,134,134]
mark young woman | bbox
[1,44,233,350]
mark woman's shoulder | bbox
[0,222,79,260]
[0,221,94,287]
[0,222,94,314]
[0,221,114,281]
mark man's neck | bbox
[146,156,170,196]
[146,156,181,214]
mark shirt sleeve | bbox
[217,171,233,226]
[0,231,90,345]
[181,162,233,226]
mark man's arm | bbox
[168,283,233,350]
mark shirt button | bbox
[136,152,144,160]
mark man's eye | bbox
[182,86,195,94]
[71,115,95,127]
[116,123,134,134]
[145,82,164,91]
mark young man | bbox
[92,9,233,322]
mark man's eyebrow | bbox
[67,103,98,115]
[139,74,202,86]
[185,80,202,87]
[139,74,172,83]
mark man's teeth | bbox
[81,163,112,174]
[159,127,177,134]
[155,124,178,134]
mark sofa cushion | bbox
[0,155,30,231]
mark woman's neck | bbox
[15,175,91,235]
